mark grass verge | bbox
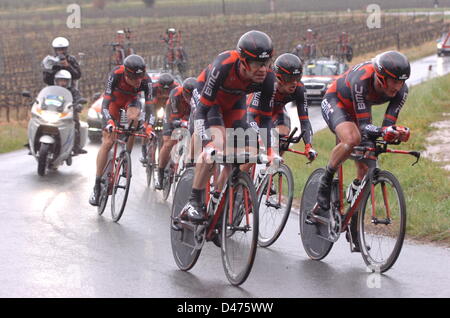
[0,121,28,154]
[285,73,450,245]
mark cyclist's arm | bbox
[381,85,409,127]
[140,77,154,125]
[295,85,313,145]
[247,92,273,150]
[167,88,183,120]
[195,53,232,137]
[101,69,119,125]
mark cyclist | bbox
[141,73,179,164]
[317,50,411,251]
[247,53,317,162]
[179,30,277,224]
[155,77,196,190]
[89,54,153,206]
[53,70,87,155]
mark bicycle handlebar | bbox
[205,148,269,165]
[353,140,421,166]
[279,127,305,145]
[113,119,148,138]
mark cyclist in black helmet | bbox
[140,72,179,164]
[179,30,277,224]
[247,53,317,163]
[317,50,411,252]
[89,54,153,206]
[154,77,196,190]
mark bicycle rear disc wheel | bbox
[170,167,201,271]
[257,163,294,247]
[111,151,132,223]
[358,170,406,273]
[221,172,259,286]
[299,168,334,260]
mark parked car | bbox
[437,32,450,57]
[302,58,349,105]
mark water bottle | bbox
[119,109,128,129]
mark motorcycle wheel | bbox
[38,143,50,176]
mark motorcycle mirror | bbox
[92,92,101,100]
[21,90,32,98]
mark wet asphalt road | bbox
[0,55,449,298]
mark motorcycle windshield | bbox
[37,86,73,113]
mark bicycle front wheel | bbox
[358,170,406,273]
[98,159,113,216]
[257,163,294,247]
[111,151,132,223]
[221,171,259,286]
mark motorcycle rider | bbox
[43,37,81,88]
[53,70,87,155]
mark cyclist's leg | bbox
[317,95,361,210]
[141,101,153,160]
[159,137,178,169]
[96,130,115,177]
[273,109,291,156]
[125,99,141,153]
[90,107,117,205]
[181,106,225,222]
[156,130,177,189]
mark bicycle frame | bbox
[201,154,260,242]
[333,141,420,232]
[105,127,148,194]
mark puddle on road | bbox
[423,113,450,171]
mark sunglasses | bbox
[248,60,272,69]
[277,73,302,83]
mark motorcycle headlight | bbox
[437,43,443,49]
[40,111,62,124]
[157,108,165,119]
[88,108,99,119]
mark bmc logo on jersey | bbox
[354,84,366,110]
[259,52,270,59]
[204,68,220,97]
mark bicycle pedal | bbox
[304,215,317,225]
[171,219,182,231]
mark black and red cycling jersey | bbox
[194,50,276,133]
[247,82,313,149]
[101,65,153,124]
[322,61,408,136]
[147,81,179,125]
[166,86,191,121]
[163,86,191,136]
[150,82,179,108]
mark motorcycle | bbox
[24,86,88,176]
